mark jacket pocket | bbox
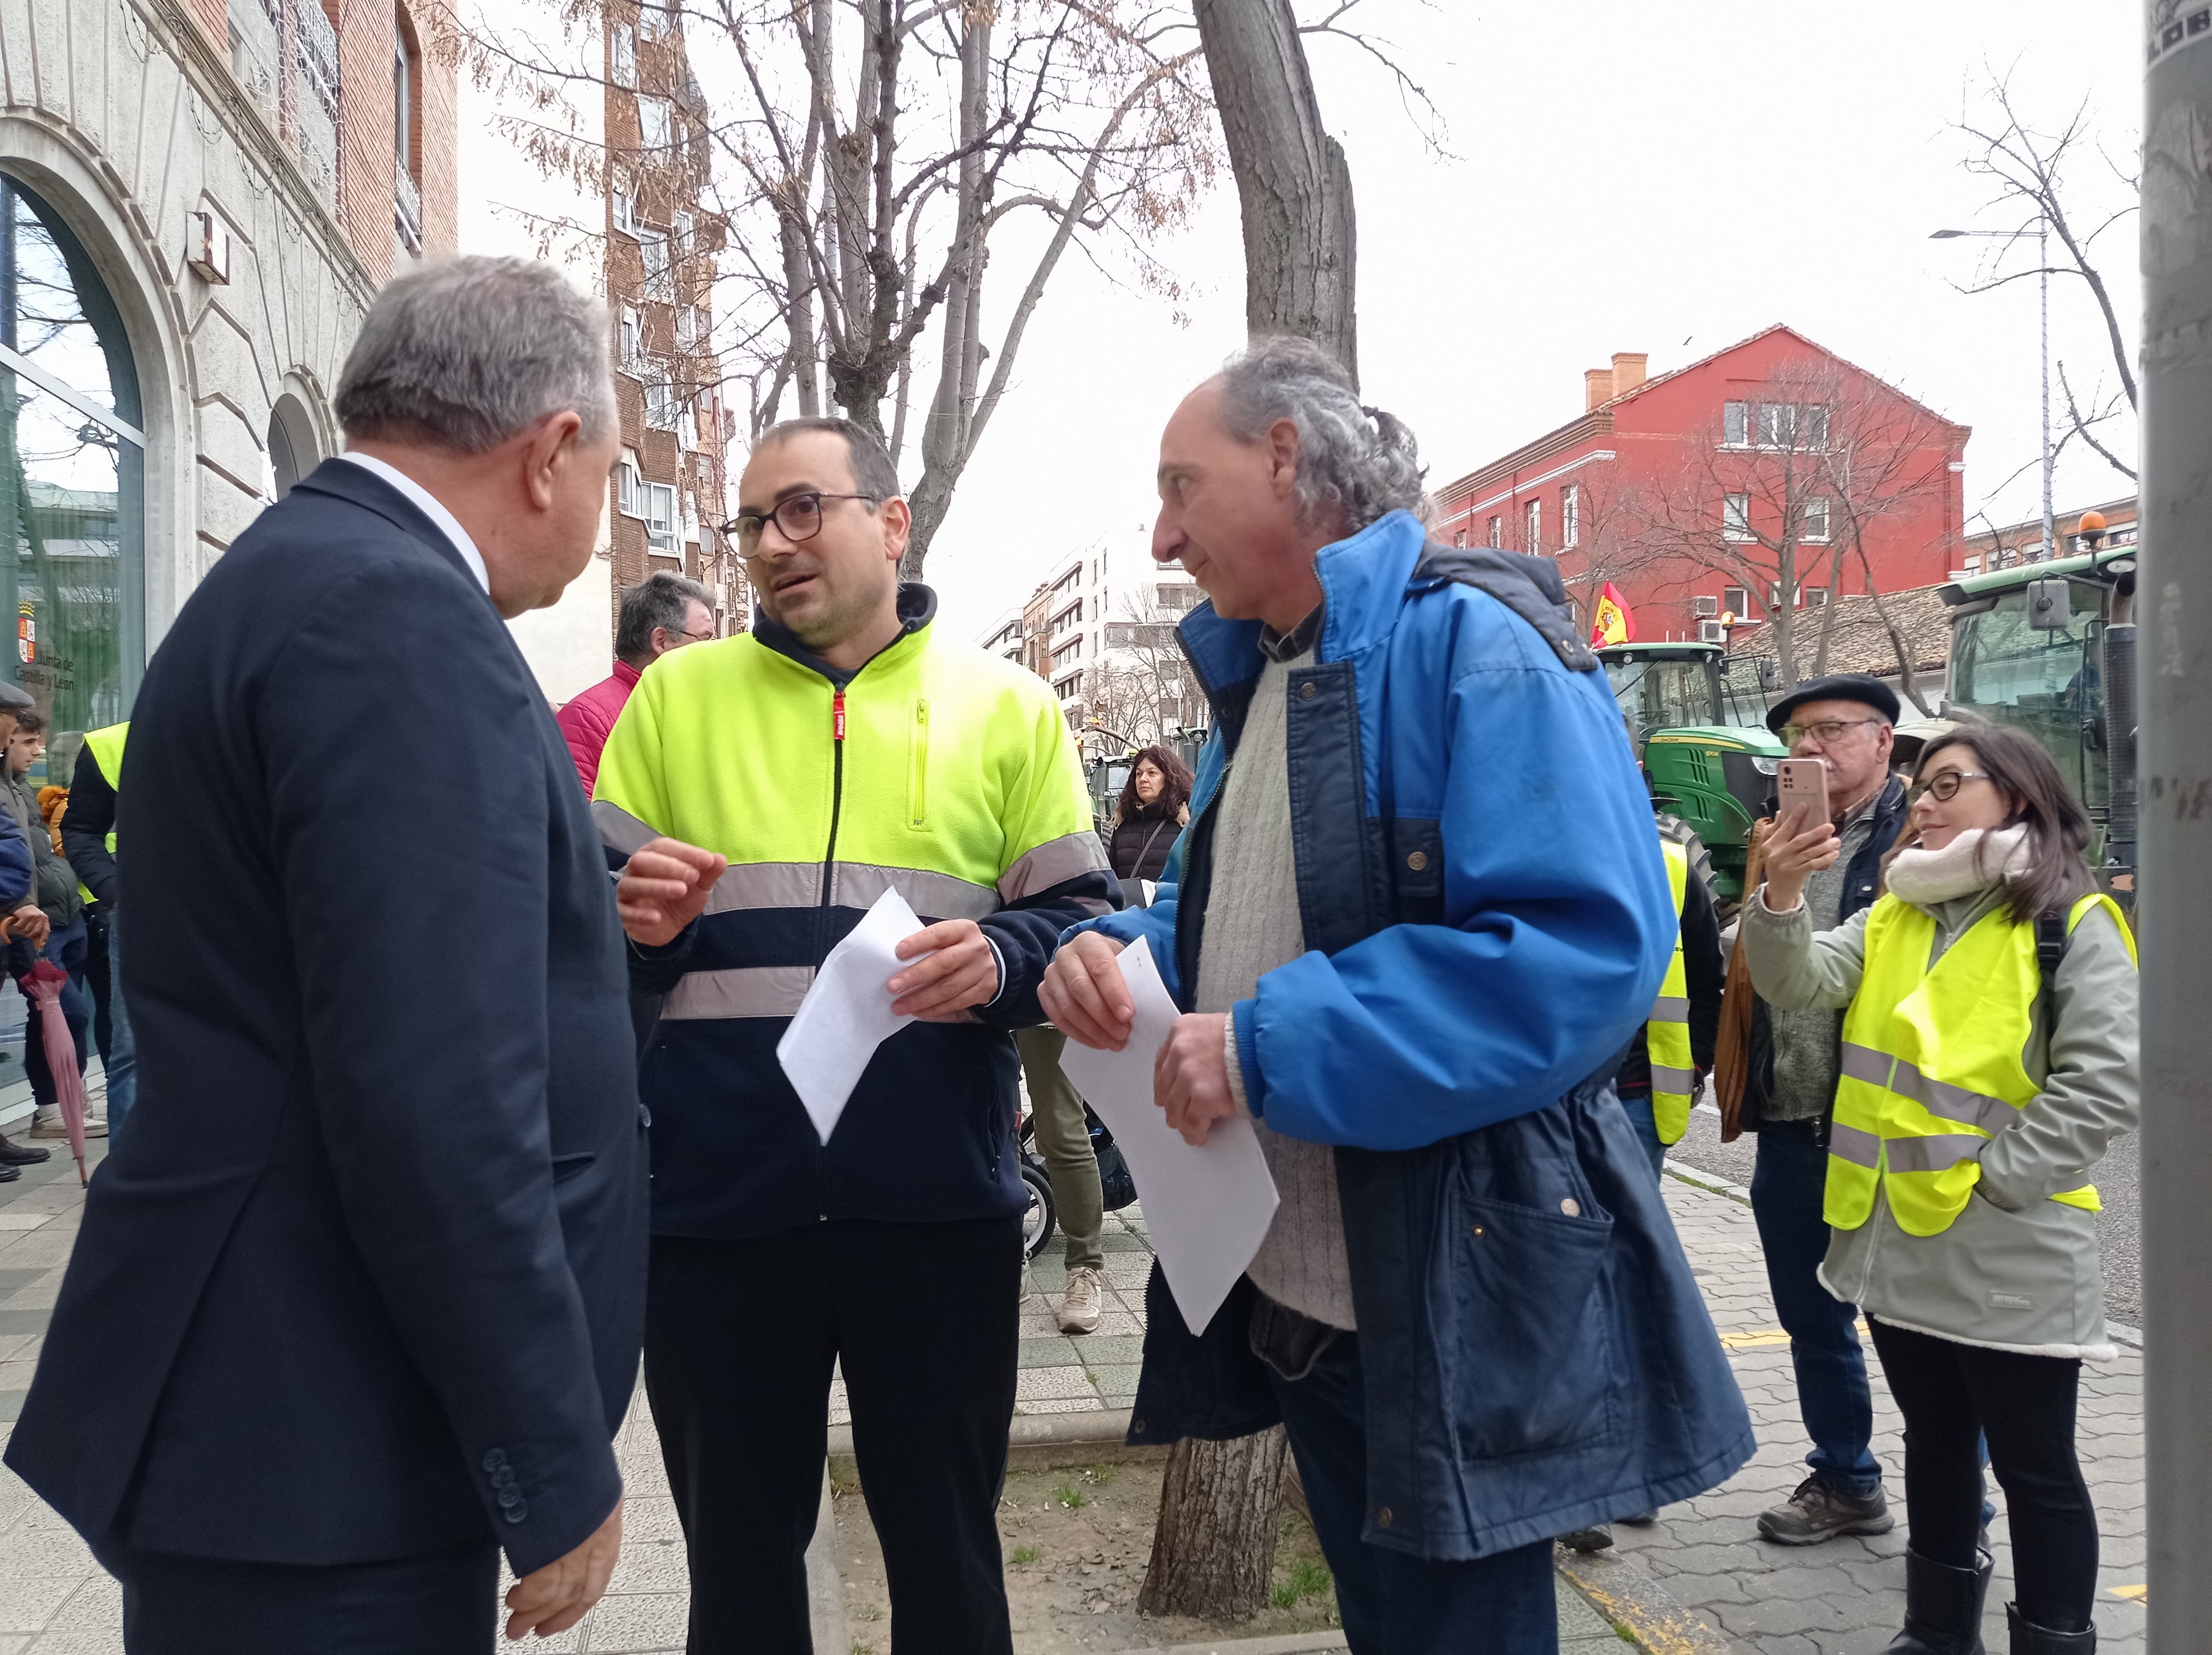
[550,1151,598,1185]
[907,699,930,829]
[1446,1194,1619,1461]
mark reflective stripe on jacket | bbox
[591,587,1115,1237]
[1825,891,2129,1237]
[1647,837,1694,1144]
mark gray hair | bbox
[335,256,615,454]
[1216,336,1429,533]
[615,571,713,665]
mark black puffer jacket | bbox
[1108,806,1183,883]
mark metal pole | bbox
[2142,11,2212,1651]
[2039,218,2055,561]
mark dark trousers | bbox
[1615,1090,1670,1182]
[1868,1317,2098,1632]
[1264,1327,1557,1654]
[111,1537,498,1654]
[1751,1120,1881,1496]
[645,1216,1022,1655]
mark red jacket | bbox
[555,659,641,795]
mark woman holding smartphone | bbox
[1744,725,2137,1655]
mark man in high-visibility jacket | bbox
[59,721,131,1137]
[601,416,1116,1655]
[1612,833,1723,1178]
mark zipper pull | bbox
[833,689,847,742]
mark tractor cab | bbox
[1597,641,1786,910]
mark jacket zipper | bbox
[813,688,849,1223]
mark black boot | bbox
[1882,1549,1992,1654]
[2006,1603,2094,1653]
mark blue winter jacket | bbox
[1077,511,1755,1559]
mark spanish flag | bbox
[1591,581,1635,646]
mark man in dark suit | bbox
[5,257,646,1652]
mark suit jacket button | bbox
[497,1486,525,1509]
[492,1466,518,1489]
[482,1449,508,1472]
[503,1502,529,1524]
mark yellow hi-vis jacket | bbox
[1647,837,1694,1145]
[590,595,1115,1236]
[1825,890,2131,1238]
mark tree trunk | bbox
[1192,0,1357,378]
[1136,1428,1290,1620]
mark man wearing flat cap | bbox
[1736,674,1914,1548]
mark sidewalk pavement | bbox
[0,1148,2149,1652]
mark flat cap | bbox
[0,681,35,714]
[1764,673,1900,734]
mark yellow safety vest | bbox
[74,720,127,903]
[1825,889,2132,1237]
[1647,837,1694,1145]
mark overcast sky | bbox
[911,1,2146,641]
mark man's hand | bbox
[1040,932,1132,1051]
[1157,1012,1237,1146]
[5,905,48,951]
[615,838,727,947]
[504,1498,622,1641]
[889,919,998,1022]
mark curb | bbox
[1555,1544,1737,1652]
[807,1465,849,1653]
[1104,1634,1348,1655]
[1662,1160,1752,1208]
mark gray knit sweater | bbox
[1198,634,1357,1330]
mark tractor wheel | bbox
[1656,812,1731,920]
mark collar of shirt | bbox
[1258,603,1323,664]
[336,452,491,595]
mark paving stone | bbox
[1014,1365,1098,1402]
[577,1590,688,1652]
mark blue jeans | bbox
[1750,1119,1882,1497]
[1263,1325,1557,1654]
[103,907,135,1137]
[1616,1092,1670,1183]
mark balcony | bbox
[228,0,340,215]
[395,160,424,256]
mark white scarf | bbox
[1884,824,2032,908]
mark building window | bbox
[640,231,672,301]
[1486,514,1503,547]
[1054,673,1082,701]
[1805,586,1831,607]
[0,175,147,769]
[1561,483,1579,548]
[644,379,676,429]
[1724,585,1750,619]
[612,23,635,87]
[644,481,678,554]
[618,308,641,373]
[617,460,641,516]
[1723,492,1754,541]
[1523,497,1541,553]
[1964,553,1984,575]
[1453,529,1468,549]
[1724,400,1748,446]
[1803,405,1829,448]
[612,173,635,236]
[674,306,695,353]
[1802,496,1832,543]
[393,12,423,254]
[640,97,672,153]
[1726,400,1830,451]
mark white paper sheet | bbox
[1059,941,1279,1336]
[776,887,930,1144]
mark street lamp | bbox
[1932,221,2055,563]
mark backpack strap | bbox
[1408,545,1601,673]
[2034,909,2070,1000]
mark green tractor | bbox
[1937,533,2138,908]
[1598,641,1786,913]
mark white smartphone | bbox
[1774,758,1830,842]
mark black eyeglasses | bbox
[723,492,879,553]
[1907,769,1992,805]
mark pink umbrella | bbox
[20,960,85,1185]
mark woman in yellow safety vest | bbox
[1745,725,2136,1655]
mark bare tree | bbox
[1641,356,1959,687]
[450,0,1219,578]
[1950,68,2140,483]
[1545,462,1657,636]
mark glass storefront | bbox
[0,173,145,788]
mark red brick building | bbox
[1428,327,1970,652]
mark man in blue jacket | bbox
[1042,338,1754,1653]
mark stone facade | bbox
[0,0,455,663]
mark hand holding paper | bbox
[777,888,933,1144]
[1059,941,1277,1336]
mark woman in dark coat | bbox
[1108,745,1193,887]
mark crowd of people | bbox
[0,254,2140,1655]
